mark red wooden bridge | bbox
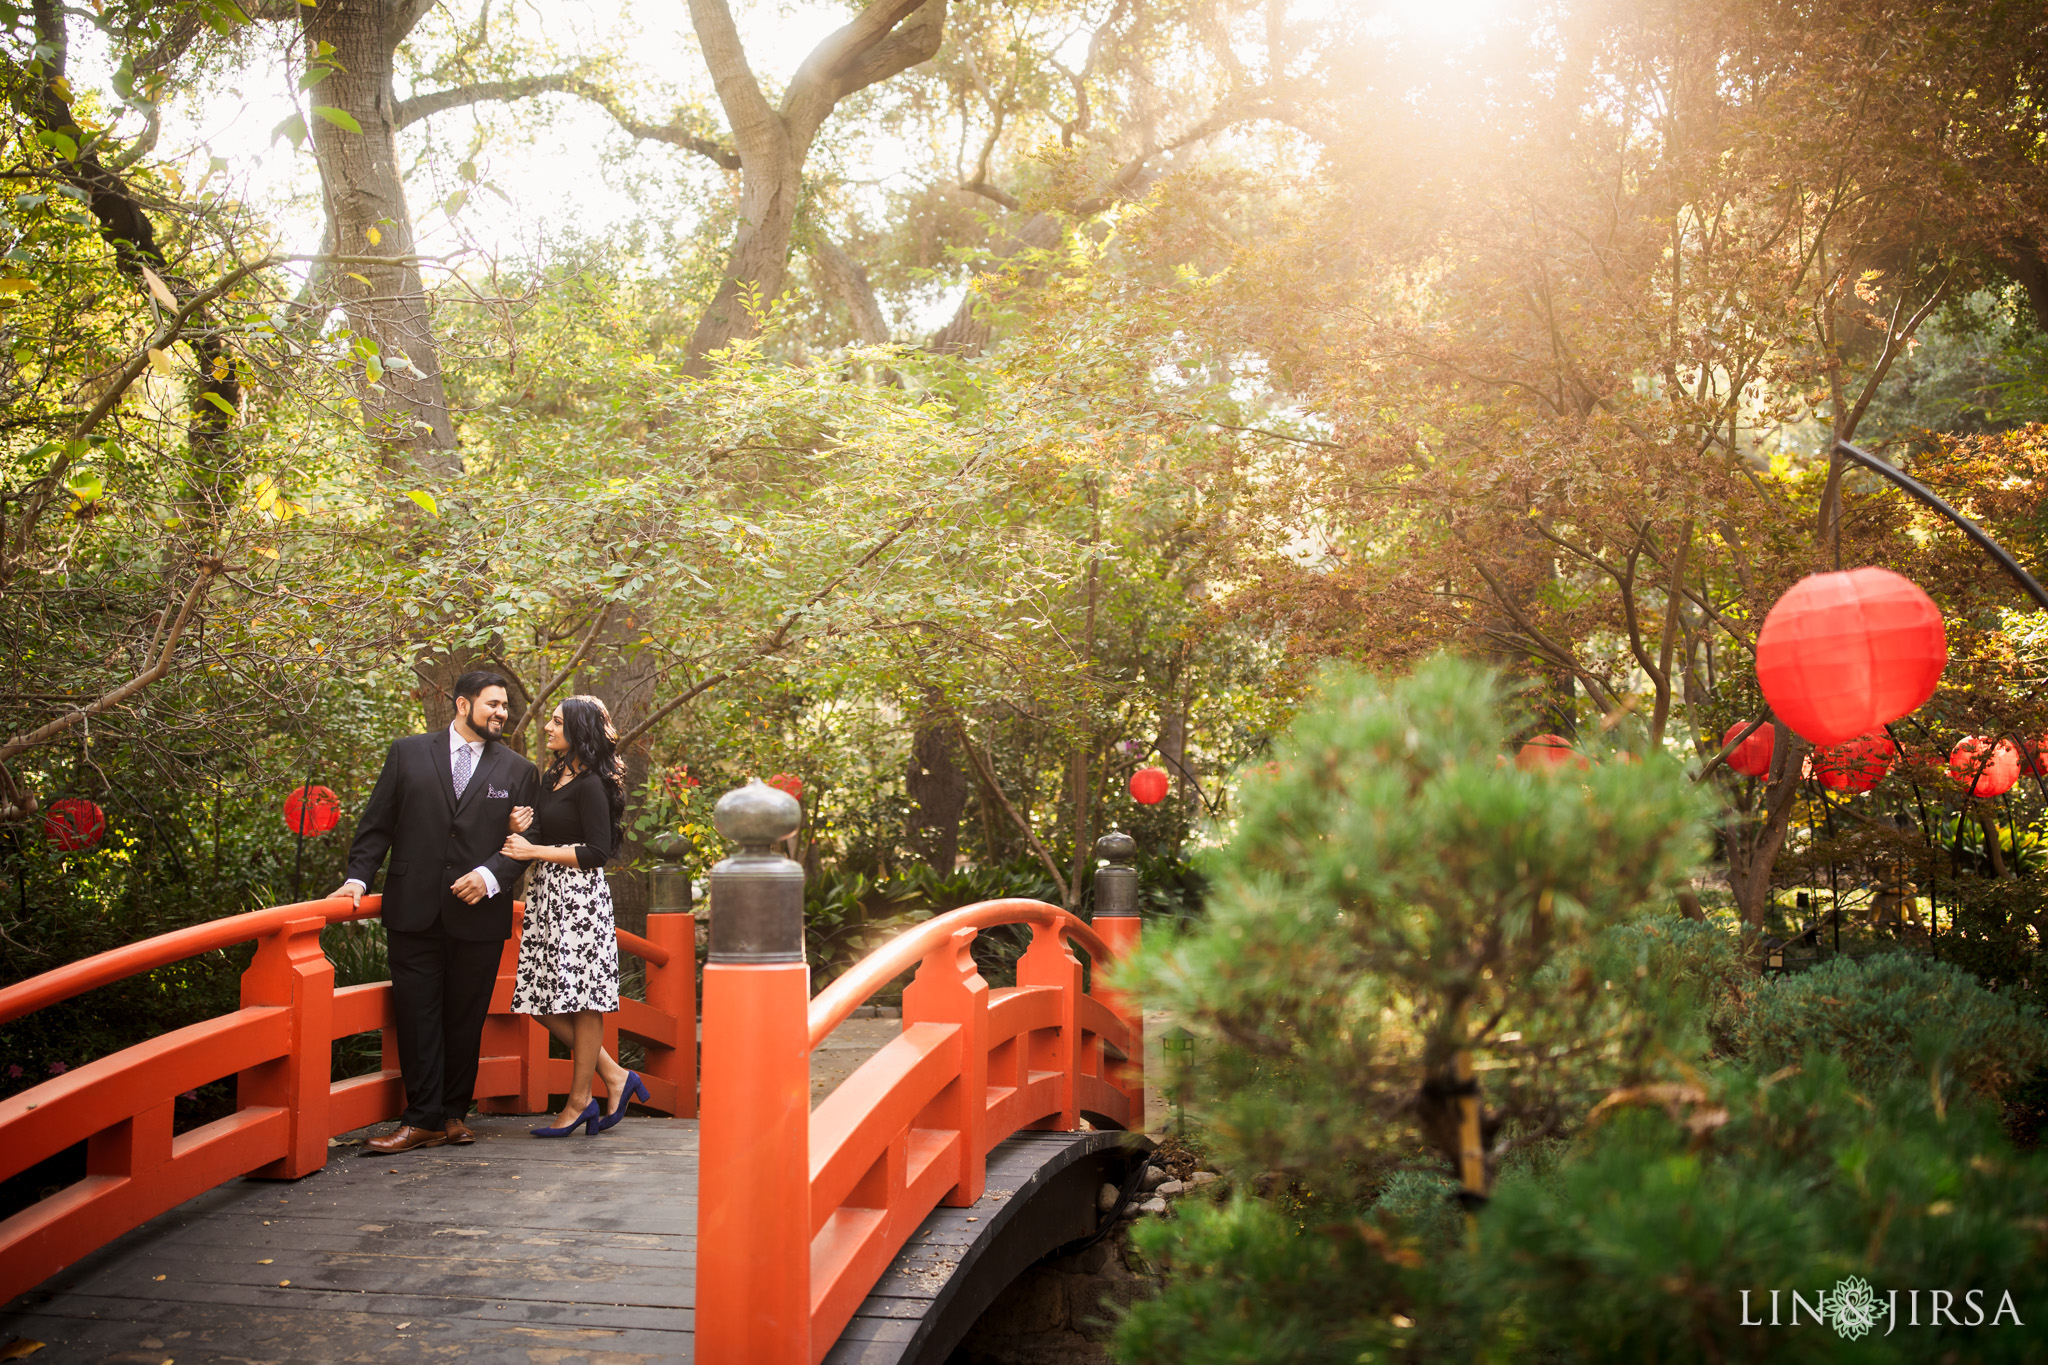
[0,822,1147,1364]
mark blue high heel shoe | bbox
[593,1072,650,1133]
[530,1098,602,1138]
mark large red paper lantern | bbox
[767,772,803,802]
[1722,721,1775,778]
[1129,767,1171,804]
[1950,736,2020,798]
[1755,568,1947,746]
[43,797,105,851]
[284,785,340,836]
[1814,734,1896,793]
[1516,735,1582,771]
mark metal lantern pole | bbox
[289,763,314,903]
[1833,440,2048,612]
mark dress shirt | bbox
[339,724,501,899]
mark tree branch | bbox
[394,75,742,169]
[618,504,938,749]
[811,232,890,343]
[527,602,613,733]
[3,253,283,583]
[687,0,785,165]
[950,713,1071,902]
[0,563,218,764]
[1649,520,1693,747]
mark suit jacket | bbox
[344,731,541,941]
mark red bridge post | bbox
[1088,833,1145,1120]
[238,913,333,1179]
[696,780,811,1365]
[643,910,698,1117]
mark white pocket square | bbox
[487,785,509,799]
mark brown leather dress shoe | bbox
[366,1123,449,1154]
[444,1119,475,1145]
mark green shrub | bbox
[1117,1058,2048,1364]
[1736,952,2048,1099]
[1121,657,1714,1196]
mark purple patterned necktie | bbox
[452,743,473,800]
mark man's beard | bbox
[477,713,504,738]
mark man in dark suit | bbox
[333,671,540,1153]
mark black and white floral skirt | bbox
[511,863,620,1015]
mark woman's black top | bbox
[533,769,613,870]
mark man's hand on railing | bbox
[332,879,365,909]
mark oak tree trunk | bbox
[298,0,459,473]
[907,714,968,873]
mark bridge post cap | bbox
[1094,831,1137,864]
[712,778,800,851]
[1092,829,1140,919]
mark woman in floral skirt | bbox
[503,694,649,1136]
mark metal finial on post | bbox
[1092,830,1140,918]
[707,778,805,963]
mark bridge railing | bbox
[0,894,697,1307]
[695,810,1146,1365]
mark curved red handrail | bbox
[805,898,1109,1048]
[615,926,672,968]
[0,894,379,1027]
[2,890,700,1311]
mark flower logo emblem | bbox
[1826,1276,1880,1340]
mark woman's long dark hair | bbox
[548,695,625,847]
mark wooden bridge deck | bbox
[1,1113,704,1362]
[0,1012,1148,1363]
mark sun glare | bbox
[1365,0,1506,42]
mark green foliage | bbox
[1736,952,2048,1101]
[1123,657,1716,1188]
[1118,1059,2048,1364]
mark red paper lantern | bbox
[1813,734,1896,793]
[42,797,106,851]
[1755,567,1946,746]
[2023,735,2048,778]
[1516,734,1582,771]
[284,785,341,836]
[1129,767,1171,804]
[1722,721,1775,778]
[1950,736,2020,798]
[767,772,803,802]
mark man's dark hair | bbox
[452,671,510,706]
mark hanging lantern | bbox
[1722,721,1775,778]
[42,798,106,852]
[766,772,803,802]
[284,785,341,836]
[1754,567,1947,746]
[1129,767,1171,804]
[1516,734,1580,771]
[1813,734,1896,793]
[2023,736,2048,778]
[1949,736,2020,799]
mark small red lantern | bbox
[284,785,341,836]
[43,797,106,851]
[1722,721,1775,778]
[1755,567,1947,746]
[1814,734,1896,793]
[2022,735,2048,778]
[1129,767,1171,804]
[767,772,803,802]
[1516,734,1581,771]
[1950,736,2020,798]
